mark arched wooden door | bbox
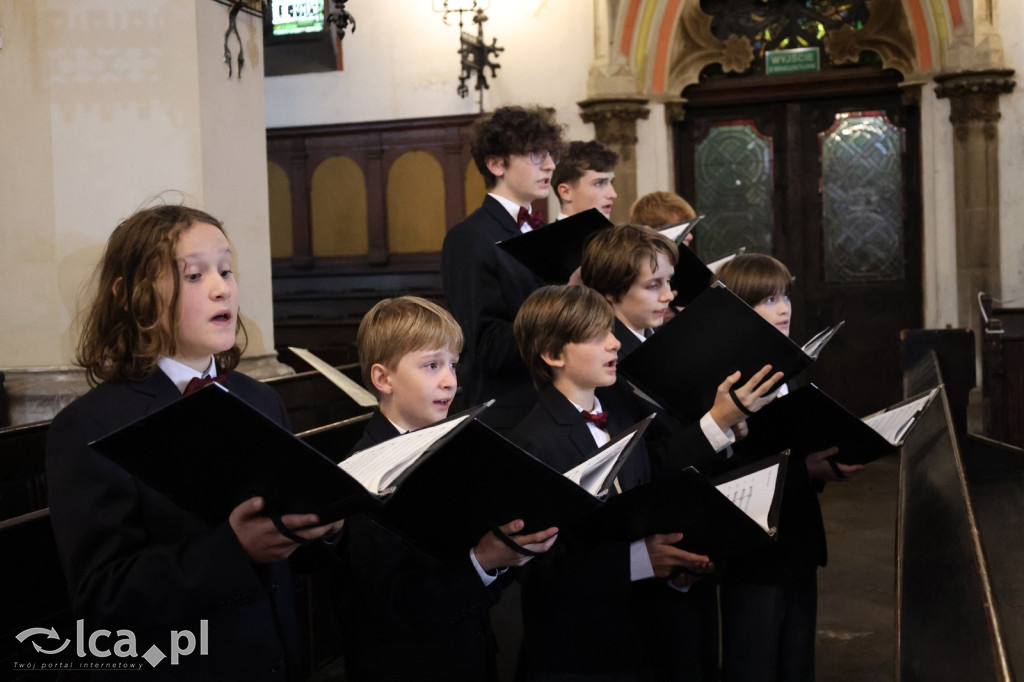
[675,69,922,415]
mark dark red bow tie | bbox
[517,206,544,229]
[183,373,228,395]
[581,409,609,429]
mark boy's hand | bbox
[230,496,343,563]
[805,447,865,482]
[708,365,784,431]
[473,519,558,571]
[645,533,714,579]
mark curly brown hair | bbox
[470,105,566,188]
[76,204,246,385]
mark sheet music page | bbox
[714,463,779,532]
[863,389,937,444]
[339,415,471,494]
[658,215,703,244]
[289,346,379,408]
[565,434,633,495]
[800,320,845,360]
[705,251,739,274]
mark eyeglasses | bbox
[527,149,560,166]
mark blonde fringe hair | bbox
[357,296,464,397]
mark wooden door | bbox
[676,71,922,415]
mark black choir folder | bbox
[580,452,790,561]
[745,384,941,465]
[496,207,613,283]
[670,245,745,307]
[657,214,704,246]
[90,385,657,559]
[619,283,816,423]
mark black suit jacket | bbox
[508,386,658,678]
[441,195,545,432]
[45,371,301,680]
[339,410,503,682]
[723,382,828,584]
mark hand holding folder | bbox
[620,283,815,423]
[90,386,655,560]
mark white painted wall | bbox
[997,1,1024,309]
[264,0,598,214]
[0,0,277,370]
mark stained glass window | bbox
[694,121,774,259]
[820,111,904,281]
[700,0,871,74]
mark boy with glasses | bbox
[441,105,566,433]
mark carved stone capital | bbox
[577,98,651,148]
[935,69,1015,141]
[662,98,688,124]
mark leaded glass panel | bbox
[820,111,904,281]
[694,121,774,259]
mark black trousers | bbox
[720,573,818,682]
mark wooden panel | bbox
[267,115,480,355]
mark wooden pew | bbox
[896,352,1019,680]
[980,295,1024,447]
[0,421,50,522]
[264,361,371,435]
[0,509,81,678]
[0,364,372,679]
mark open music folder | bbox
[619,283,816,423]
[496,207,613,283]
[578,452,790,561]
[90,384,655,559]
[657,214,704,245]
[670,245,745,307]
[745,384,941,465]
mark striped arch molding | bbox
[613,0,968,94]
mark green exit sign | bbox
[765,47,821,75]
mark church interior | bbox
[1,0,1022,679]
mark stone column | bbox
[577,98,651,224]
[934,69,1015,356]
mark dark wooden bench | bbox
[0,509,82,679]
[0,421,50,521]
[897,350,1021,679]
[264,359,371,436]
[0,363,374,680]
[980,295,1024,448]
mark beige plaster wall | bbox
[998,1,1024,309]
[0,0,276,373]
[263,0,599,216]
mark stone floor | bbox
[816,452,899,681]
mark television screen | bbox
[269,0,325,36]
